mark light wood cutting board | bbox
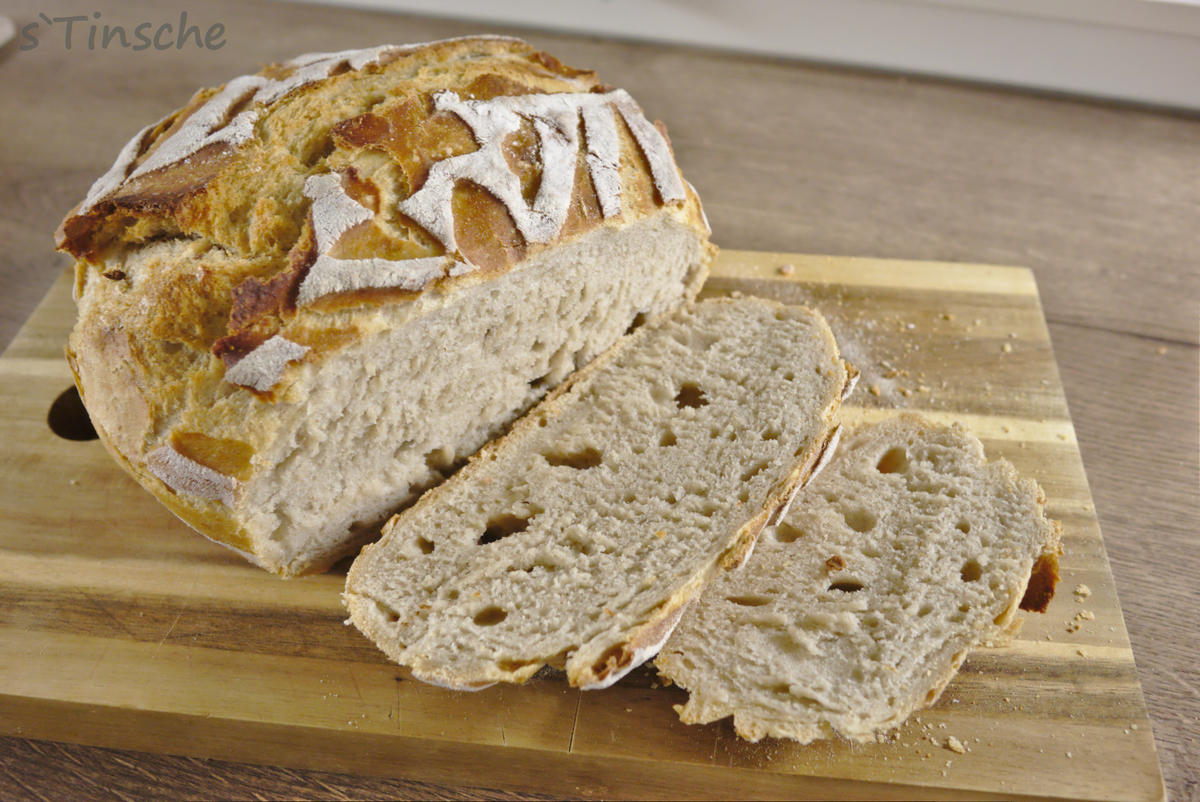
[0,251,1166,801]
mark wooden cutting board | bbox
[0,251,1166,801]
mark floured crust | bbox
[57,37,713,572]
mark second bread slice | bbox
[345,298,852,690]
[655,414,1062,743]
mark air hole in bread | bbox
[674,383,708,409]
[424,447,455,473]
[623,493,637,504]
[660,430,678,447]
[542,446,602,469]
[775,523,804,543]
[666,492,678,504]
[761,427,782,441]
[740,460,770,482]
[479,513,536,545]
[624,312,648,336]
[374,601,401,624]
[498,658,536,672]
[727,595,772,607]
[876,447,910,474]
[473,606,508,626]
[737,487,751,503]
[960,559,983,582]
[843,508,877,533]
[783,371,796,382]
[416,536,435,555]
[47,386,99,441]
[956,520,971,534]
[446,589,460,601]
[918,602,934,617]
[709,427,722,439]
[529,372,553,392]
[829,580,866,593]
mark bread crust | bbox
[58,37,713,574]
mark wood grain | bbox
[0,1,1195,798]
[0,252,1166,801]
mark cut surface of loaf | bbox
[57,37,713,575]
[655,414,1061,743]
[345,298,851,690]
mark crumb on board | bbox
[1074,583,1092,600]
[1001,343,1013,353]
[730,290,744,299]
[1156,345,1167,355]
[945,736,967,754]
[1066,609,1096,633]
[777,263,796,276]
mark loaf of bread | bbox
[56,37,714,576]
[344,297,853,690]
[655,414,1061,743]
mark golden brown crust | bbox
[1020,536,1062,613]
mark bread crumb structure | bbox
[656,415,1061,743]
[344,298,850,690]
[56,37,714,575]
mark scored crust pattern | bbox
[231,88,686,393]
[76,44,407,216]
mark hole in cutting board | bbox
[48,386,98,441]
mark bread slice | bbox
[344,297,852,690]
[655,414,1061,743]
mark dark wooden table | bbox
[1,1,1196,799]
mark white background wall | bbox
[285,0,1200,111]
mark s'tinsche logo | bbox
[20,11,226,52]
